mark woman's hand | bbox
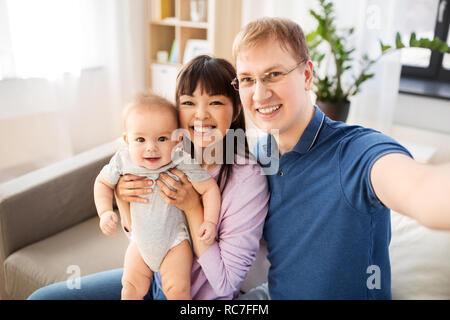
[115,174,153,203]
[157,168,202,215]
[159,168,216,257]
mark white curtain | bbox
[241,0,403,134]
[2,0,87,80]
[343,0,403,134]
[0,0,147,180]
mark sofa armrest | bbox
[0,140,120,261]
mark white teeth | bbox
[194,126,214,133]
[258,105,281,114]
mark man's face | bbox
[235,39,313,136]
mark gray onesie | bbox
[98,144,211,272]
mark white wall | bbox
[242,0,317,30]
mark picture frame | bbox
[182,39,211,65]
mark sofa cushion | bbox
[390,210,450,299]
[4,216,129,299]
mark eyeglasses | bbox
[231,59,308,91]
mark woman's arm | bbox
[196,173,269,297]
[158,167,270,297]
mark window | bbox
[397,0,450,99]
[0,0,103,81]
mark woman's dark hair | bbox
[175,55,249,192]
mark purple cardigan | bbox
[192,158,269,299]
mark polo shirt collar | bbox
[264,105,325,156]
[292,105,325,154]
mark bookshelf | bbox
[146,0,242,100]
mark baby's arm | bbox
[94,176,119,236]
[191,178,221,244]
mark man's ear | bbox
[123,133,128,145]
[304,60,314,91]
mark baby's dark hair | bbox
[175,55,249,192]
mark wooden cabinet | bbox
[146,0,242,101]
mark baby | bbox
[93,92,221,300]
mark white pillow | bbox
[390,210,450,299]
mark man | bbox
[233,17,450,299]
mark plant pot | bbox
[316,100,350,122]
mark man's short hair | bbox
[232,17,310,63]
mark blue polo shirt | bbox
[254,106,412,299]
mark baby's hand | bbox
[99,210,118,236]
[198,221,217,245]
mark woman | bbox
[28,55,269,300]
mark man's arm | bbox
[371,153,450,230]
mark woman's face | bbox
[178,85,235,149]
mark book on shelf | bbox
[151,0,173,21]
[169,39,179,64]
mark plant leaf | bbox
[379,40,391,53]
[430,36,442,51]
[409,32,419,47]
[418,37,431,47]
[306,31,319,43]
[438,42,449,53]
[395,32,405,49]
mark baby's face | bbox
[124,106,179,170]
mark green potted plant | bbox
[306,0,450,121]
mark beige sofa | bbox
[1,140,449,300]
[0,140,268,300]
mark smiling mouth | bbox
[191,125,216,133]
[257,104,282,114]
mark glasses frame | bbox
[231,59,308,91]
